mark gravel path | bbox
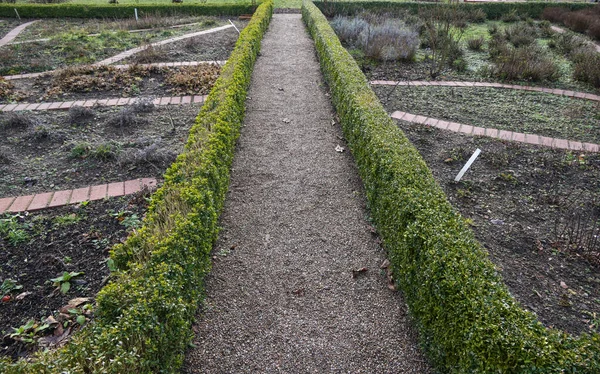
[183,14,430,373]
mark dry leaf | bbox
[352,267,368,278]
[380,259,390,269]
[335,145,345,153]
[282,118,291,123]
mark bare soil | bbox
[1,192,151,360]
[394,120,600,336]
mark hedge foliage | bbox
[0,3,255,18]
[302,1,600,372]
[0,1,273,373]
[314,1,595,20]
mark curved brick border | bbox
[0,94,207,112]
[370,80,600,102]
[551,25,600,53]
[0,178,158,214]
[95,24,234,65]
[0,20,38,47]
[3,60,226,81]
[391,110,600,153]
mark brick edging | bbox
[0,94,207,112]
[0,178,158,214]
[95,24,234,65]
[390,110,600,153]
[3,61,226,81]
[370,80,600,102]
[0,20,38,47]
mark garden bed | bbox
[1,192,151,361]
[395,120,600,336]
[0,15,246,75]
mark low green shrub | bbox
[302,1,600,372]
[0,3,255,18]
[0,0,273,372]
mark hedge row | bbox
[314,1,595,20]
[0,1,273,373]
[302,1,600,372]
[0,3,255,18]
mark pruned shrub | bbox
[132,98,155,113]
[501,9,520,23]
[504,22,537,47]
[573,50,600,88]
[467,36,484,51]
[330,15,368,44]
[0,148,12,164]
[1,112,36,130]
[358,21,419,61]
[68,106,95,125]
[130,44,168,64]
[553,32,595,57]
[542,7,568,23]
[492,45,559,82]
[107,107,148,128]
[118,142,177,167]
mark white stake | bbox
[134,8,138,22]
[14,8,20,20]
[454,148,481,182]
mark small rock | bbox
[490,219,504,225]
[560,281,568,289]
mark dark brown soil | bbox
[0,192,151,360]
[0,103,201,197]
[395,120,600,336]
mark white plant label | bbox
[455,148,481,182]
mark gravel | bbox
[182,14,431,373]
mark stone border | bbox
[95,24,234,65]
[3,60,226,80]
[0,178,158,214]
[391,110,600,153]
[370,80,600,102]
[0,94,207,112]
[0,20,38,47]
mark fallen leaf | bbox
[292,288,305,296]
[44,315,59,326]
[335,145,345,153]
[560,281,568,289]
[352,267,368,278]
[67,297,91,308]
[38,326,71,348]
[282,118,291,123]
[380,259,390,269]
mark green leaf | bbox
[76,315,86,326]
[60,282,71,294]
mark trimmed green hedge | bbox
[0,3,255,18]
[0,1,273,373]
[302,1,600,372]
[314,1,595,20]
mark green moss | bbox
[302,1,600,372]
[0,1,273,373]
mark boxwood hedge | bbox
[302,1,600,373]
[314,1,595,20]
[0,0,272,373]
[0,3,255,18]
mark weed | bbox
[111,210,141,231]
[1,279,23,297]
[69,142,91,159]
[9,319,51,344]
[0,215,30,246]
[50,271,84,294]
[53,213,81,226]
[0,77,14,99]
[28,125,50,141]
[68,106,95,125]
[498,171,518,184]
[90,142,119,161]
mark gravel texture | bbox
[183,14,430,373]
